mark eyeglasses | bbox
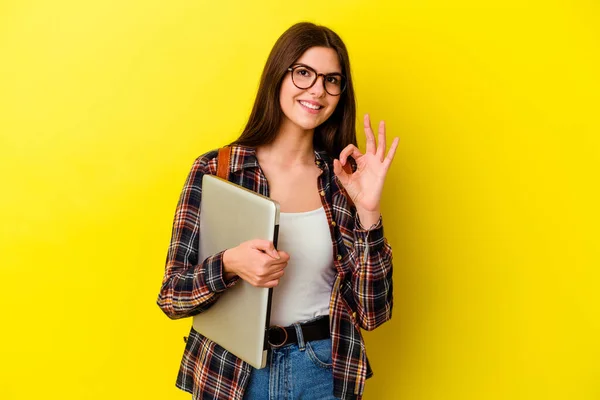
[287,64,346,96]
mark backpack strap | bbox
[217,146,231,180]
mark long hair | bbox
[232,22,357,159]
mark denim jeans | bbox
[243,320,338,399]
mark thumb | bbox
[333,159,349,185]
[250,239,280,259]
[269,245,280,259]
[264,241,280,259]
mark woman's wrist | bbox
[356,208,381,230]
[222,249,238,281]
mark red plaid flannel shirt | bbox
[157,144,393,399]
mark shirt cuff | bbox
[202,250,239,293]
[354,213,385,252]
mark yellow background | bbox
[1,0,599,399]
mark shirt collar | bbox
[229,144,333,174]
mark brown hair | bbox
[232,22,357,159]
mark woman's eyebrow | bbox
[292,62,343,75]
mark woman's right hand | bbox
[222,239,289,288]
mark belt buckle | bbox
[267,325,288,348]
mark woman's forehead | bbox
[295,47,342,74]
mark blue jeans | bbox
[243,321,338,399]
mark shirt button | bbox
[320,190,325,196]
[336,254,342,261]
[331,221,336,227]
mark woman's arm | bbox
[348,213,393,331]
[157,153,239,320]
[333,114,399,331]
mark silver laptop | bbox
[192,174,280,369]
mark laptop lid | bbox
[192,174,280,369]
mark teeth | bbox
[300,101,321,110]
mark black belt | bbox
[267,316,330,348]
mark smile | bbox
[298,100,324,113]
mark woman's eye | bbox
[327,76,341,85]
[296,68,313,77]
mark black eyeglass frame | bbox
[286,63,347,96]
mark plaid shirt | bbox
[157,144,393,400]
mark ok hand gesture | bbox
[333,114,399,225]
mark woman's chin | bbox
[291,116,324,131]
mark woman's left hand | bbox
[333,114,399,219]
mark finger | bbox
[382,137,400,171]
[262,279,281,288]
[267,251,289,265]
[333,159,350,185]
[262,268,285,281]
[265,252,289,267]
[364,114,376,154]
[259,268,286,287]
[250,239,280,259]
[376,120,386,161]
[250,276,280,288]
[267,258,289,270]
[339,144,363,166]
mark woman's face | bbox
[279,46,342,132]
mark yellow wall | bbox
[1,1,598,399]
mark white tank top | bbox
[269,207,336,327]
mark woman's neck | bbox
[256,121,315,168]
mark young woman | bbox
[157,22,399,400]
